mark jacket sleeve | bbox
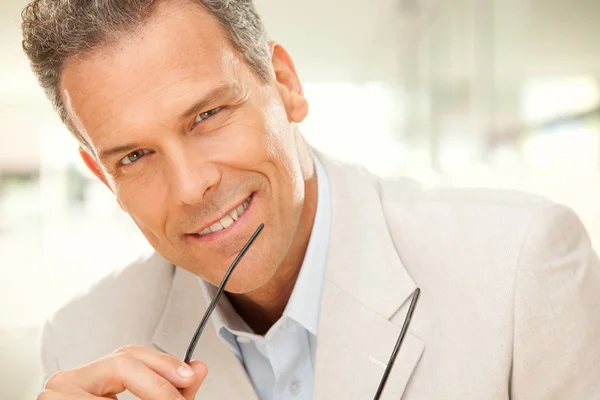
[40,320,60,389]
[511,204,600,398]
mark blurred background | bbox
[2,0,600,397]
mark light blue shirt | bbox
[198,154,332,400]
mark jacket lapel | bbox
[151,266,258,399]
[314,153,425,399]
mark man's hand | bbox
[36,345,208,400]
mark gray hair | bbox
[21,0,271,150]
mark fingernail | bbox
[177,364,195,377]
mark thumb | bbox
[180,360,208,400]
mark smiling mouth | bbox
[195,195,252,236]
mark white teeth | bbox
[210,221,224,233]
[220,214,234,229]
[236,204,245,215]
[197,196,252,236]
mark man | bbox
[22,0,600,399]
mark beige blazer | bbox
[41,152,600,399]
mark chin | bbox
[178,251,276,294]
[222,262,277,294]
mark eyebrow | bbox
[98,143,142,164]
[97,82,240,164]
[178,82,240,121]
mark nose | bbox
[166,144,221,206]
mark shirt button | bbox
[290,378,301,395]
[236,336,251,344]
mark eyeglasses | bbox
[183,223,265,363]
[183,223,421,400]
[373,287,420,399]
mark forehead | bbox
[60,1,248,146]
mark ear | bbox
[269,41,309,123]
[79,148,112,191]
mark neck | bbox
[229,136,317,335]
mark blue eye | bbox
[120,149,151,165]
[193,107,221,126]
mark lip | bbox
[185,193,255,241]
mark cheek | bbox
[211,104,289,171]
[268,107,304,195]
[114,171,170,236]
[263,100,291,157]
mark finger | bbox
[75,345,197,393]
[44,368,122,395]
[179,361,208,400]
[67,353,183,400]
[44,345,198,399]
[111,345,199,390]
[102,353,182,400]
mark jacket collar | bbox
[312,151,424,399]
[316,150,418,317]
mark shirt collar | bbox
[197,152,332,340]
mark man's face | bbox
[61,1,310,293]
